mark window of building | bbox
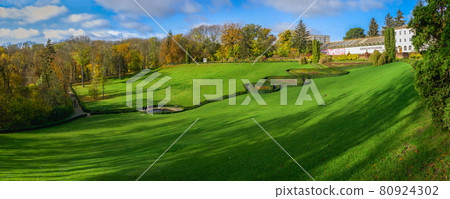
[404,31,406,34]
[404,38,406,42]
[399,39,401,42]
[409,46,412,51]
[409,30,412,34]
[399,31,401,35]
[404,46,407,51]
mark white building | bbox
[321,26,416,55]
[395,25,415,53]
[308,35,330,44]
[321,36,385,55]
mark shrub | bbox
[48,105,74,122]
[415,54,450,131]
[300,57,308,65]
[369,50,381,66]
[377,52,389,66]
[347,54,359,60]
[410,53,423,60]
[319,55,332,64]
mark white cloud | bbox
[65,13,95,23]
[113,15,152,33]
[33,0,60,6]
[254,0,394,16]
[93,0,201,17]
[0,5,67,23]
[43,28,86,40]
[82,19,110,28]
[0,27,40,39]
[0,0,60,7]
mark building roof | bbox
[322,36,384,49]
[395,25,409,30]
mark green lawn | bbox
[0,62,447,181]
[74,62,315,112]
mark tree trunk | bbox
[81,65,84,87]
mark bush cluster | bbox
[409,53,423,60]
[369,50,393,66]
[333,54,359,61]
[319,55,332,64]
[369,50,381,66]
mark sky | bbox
[0,0,418,45]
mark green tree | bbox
[383,13,395,31]
[40,39,56,88]
[384,27,396,61]
[312,39,321,64]
[368,18,380,37]
[148,37,160,67]
[127,50,143,72]
[394,9,407,27]
[343,27,366,40]
[241,24,261,58]
[251,27,275,58]
[291,20,310,53]
[409,0,449,131]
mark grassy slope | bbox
[74,62,315,111]
[0,62,447,181]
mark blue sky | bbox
[0,0,417,45]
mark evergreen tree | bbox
[394,9,406,27]
[384,27,396,61]
[383,13,395,31]
[312,40,320,64]
[291,20,310,53]
[42,39,56,88]
[368,18,380,37]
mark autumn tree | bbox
[276,30,293,57]
[217,23,242,60]
[72,38,91,87]
[112,42,130,78]
[127,50,143,72]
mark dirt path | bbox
[69,91,89,117]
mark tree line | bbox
[344,9,407,40]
